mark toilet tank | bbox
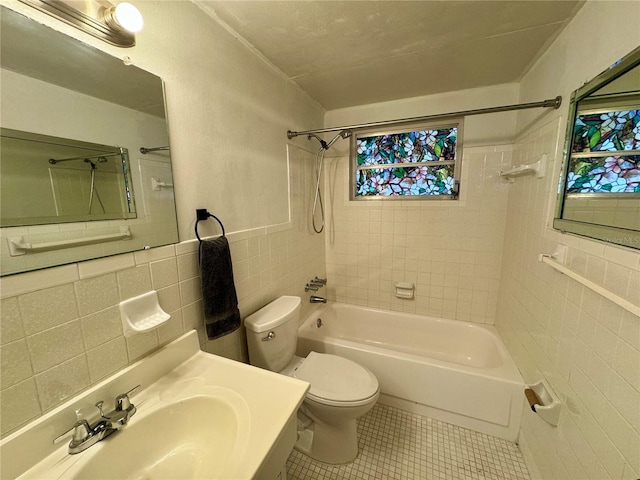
[244,296,301,372]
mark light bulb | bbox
[112,2,144,33]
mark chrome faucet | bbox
[62,385,140,454]
[305,276,327,292]
[310,295,327,304]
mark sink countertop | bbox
[1,330,309,480]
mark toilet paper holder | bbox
[524,379,561,426]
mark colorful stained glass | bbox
[354,126,458,198]
[572,110,640,153]
[566,155,640,193]
[356,165,455,197]
[357,128,457,167]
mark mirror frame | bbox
[554,46,640,250]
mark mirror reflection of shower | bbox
[1,128,137,227]
[85,157,108,214]
[308,130,351,233]
[49,151,120,214]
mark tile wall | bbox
[495,118,639,479]
[0,144,325,437]
[323,145,512,324]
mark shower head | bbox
[307,133,329,150]
[307,130,352,151]
[84,157,107,168]
[325,130,351,149]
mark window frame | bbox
[349,119,464,201]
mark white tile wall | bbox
[323,145,512,324]
[495,118,640,480]
[0,144,325,437]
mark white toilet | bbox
[245,296,379,464]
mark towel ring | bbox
[195,209,225,242]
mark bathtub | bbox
[296,303,524,441]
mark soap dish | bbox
[119,290,170,337]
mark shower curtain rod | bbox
[287,95,562,139]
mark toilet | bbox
[245,296,379,464]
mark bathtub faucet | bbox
[310,295,326,304]
[305,277,327,292]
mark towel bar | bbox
[195,208,225,242]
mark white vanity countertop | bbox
[0,330,309,480]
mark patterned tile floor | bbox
[286,403,531,480]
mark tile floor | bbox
[286,403,531,480]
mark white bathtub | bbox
[296,303,524,441]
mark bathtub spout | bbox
[310,296,326,304]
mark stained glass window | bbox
[352,123,461,199]
[572,110,640,153]
[567,109,640,194]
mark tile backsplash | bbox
[0,144,325,437]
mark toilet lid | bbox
[294,352,379,404]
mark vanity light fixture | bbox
[17,0,143,47]
[102,2,144,33]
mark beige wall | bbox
[1,2,639,480]
[2,0,324,237]
[0,143,325,436]
[495,2,640,479]
[0,1,325,437]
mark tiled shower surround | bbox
[324,145,513,324]
[496,118,639,479]
[0,145,325,436]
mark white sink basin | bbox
[68,389,250,480]
[1,331,308,480]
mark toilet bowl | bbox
[245,296,379,464]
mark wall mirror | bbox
[0,6,179,276]
[554,46,640,250]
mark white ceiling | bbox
[195,1,584,111]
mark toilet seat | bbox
[294,352,379,407]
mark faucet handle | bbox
[95,400,106,417]
[70,419,91,446]
[53,408,91,445]
[305,283,319,292]
[313,277,327,285]
[115,384,141,411]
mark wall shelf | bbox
[500,154,546,182]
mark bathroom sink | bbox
[1,331,309,480]
[67,390,250,480]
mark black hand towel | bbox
[199,236,241,339]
